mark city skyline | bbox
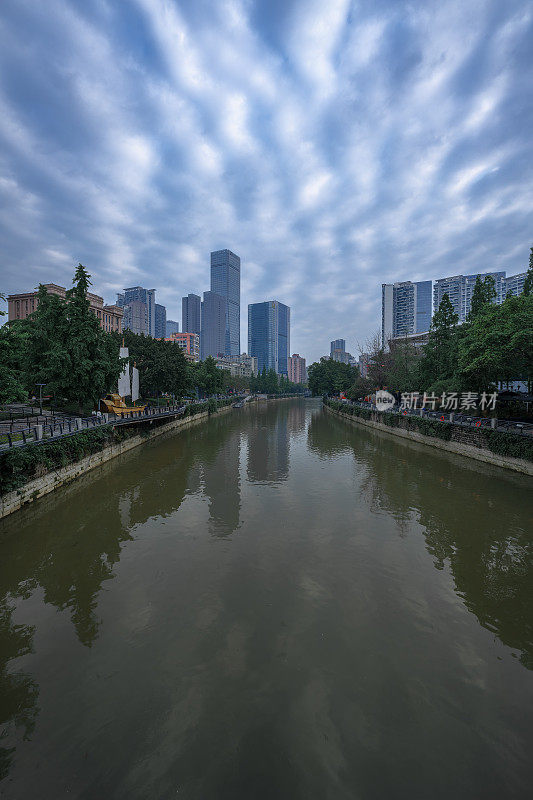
[0,1,531,363]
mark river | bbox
[1,398,532,799]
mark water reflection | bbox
[308,409,533,669]
[246,402,291,482]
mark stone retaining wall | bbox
[0,405,233,519]
[324,404,533,476]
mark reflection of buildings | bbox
[247,404,290,482]
[201,425,241,536]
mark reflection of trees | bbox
[0,599,38,781]
[307,410,533,669]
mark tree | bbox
[468,274,496,320]
[418,293,459,393]
[523,246,533,297]
[195,356,224,396]
[458,294,533,392]
[307,357,358,396]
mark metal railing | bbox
[0,397,240,451]
[334,399,533,437]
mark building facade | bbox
[288,354,306,384]
[117,286,156,337]
[432,272,505,323]
[210,249,240,356]
[201,291,227,360]
[503,272,526,298]
[167,332,200,362]
[330,339,345,356]
[216,354,258,378]
[8,283,123,332]
[248,300,290,375]
[382,280,432,347]
[155,303,166,339]
[181,293,201,336]
[166,320,179,336]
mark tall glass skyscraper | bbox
[248,301,290,375]
[330,339,346,355]
[210,249,240,356]
[182,293,201,335]
[201,291,226,360]
[154,303,166,339]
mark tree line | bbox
[308,246,533,401]
[0,265,293,410]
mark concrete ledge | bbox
[324,404,533,476]
[0,405,233,519]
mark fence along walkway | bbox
[0,403,191,451]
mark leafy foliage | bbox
[307,357,358,396]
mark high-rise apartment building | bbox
[181,293,201,335]
[248,301,290,375]
[155,303,166,339]
[8,283,123,332]
[288,354,306,384]
[503,272,526,299]
[330,339,345,356]
[166,320,179,336]
[382,280,432,347]
[210,249,240,356]
[433,272,505,323]
[117,286,156,337]
[201,291,226,360]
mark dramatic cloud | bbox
[0,0,531,361]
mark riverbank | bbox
[324,400,533,476]
[0,402,236,519]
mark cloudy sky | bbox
[0,0,531,362]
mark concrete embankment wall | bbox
[0,405,233,519]
[324,404,533,477]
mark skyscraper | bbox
[166,320,179,336]
[155,303,166,339]
[433,272,505,323]
[201,291,226,360]
[181,293,201,335]
[248,300,290,375]
[210,249,240,356]
[382,280,432,347]
[117,286,156,337]
[330,339,346,355]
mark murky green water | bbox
[1,399,532,799]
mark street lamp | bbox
[36,383,46,416]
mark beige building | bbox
[216,354,258,378]
[8,283,123,333]
[288,353,306,384]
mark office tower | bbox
[248,301,290,375]
[181,293,201,335]
[118,286,156,337]
[122,300,148,335]
[330,339,346,356]
[288,354,306,384]
[201,291,227,359]
[210,249,240,356]
[166,320,179,336]
[155,303,166,339]
[502,272,526,298]
[381,280,432,347]
[433,272,505,323]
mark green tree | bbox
[307,357,358,396]
[458,294,533,392]
[468,274,496,320]
[196,356,224,396]
[418,293,459,393]
[523,246,533,297]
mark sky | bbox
[0,0,532,364]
